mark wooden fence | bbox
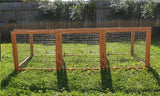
[0,2,160,42]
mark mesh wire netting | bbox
[134,32,146,61]
[62,33,100,69]
[106,32,146,68]
[16,34,56,68]
[16,31,146,69]
[16,34,30,64]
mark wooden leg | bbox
[56,31,63,70]
[29,34,34,56]
[11,32,19,70]
[56,32,60,70]
[59,31,63,70]
[131,32,135,55]
[100,32,106,69]
[145,28,152,68]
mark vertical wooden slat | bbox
[103,32,107,69]
[11,32,19,70]
[99,32,106,69]
[56,30,63,70]
[29,34,34,56]
[58,31,63,70]
[56,32,60,70]
[131,32,135,55]
[100,32,103,69]
[145,28,152,68]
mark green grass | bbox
[17,41,145,69]
[1,39,160,96]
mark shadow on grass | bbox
[151,38,160,48]
[29,59,69,92]
[57,59,69,91]
[101,58,113,91]
[1,71,21,89]
[147,67,160,86]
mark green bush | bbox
[109,0,156,19]
[38,0,96,21]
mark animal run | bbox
[11,27,151,71]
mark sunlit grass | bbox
[17,41,145,68]
[0,39,160,95]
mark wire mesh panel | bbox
[16,33,56,69]
[134,32,146,62]
[11,27,151,71]
[106,32,131,54]
[105,31,146,68]
[16,34,30,64]
[62,33,100,69]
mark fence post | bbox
[29,34,34,56]
[100,31,106,69]
[56,30,63,70]
[11,32,19,70]
[145,28,152,68]
[131,32,135,55]
[58,30,63,70]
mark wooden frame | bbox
[11,27,152,71]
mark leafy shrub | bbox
[109,0,156,19]
[69,1,85,21]
[38,0,66,20]
[38,0,96,21]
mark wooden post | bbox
[58,31,63,70]
[56,32,60,70]
[145,28,152,68]
[99,32,106,69]
[56,31,63,70]
[131,32,135,55]
[103,32,107,69]
[29,34,34,56]
[11,32,19,70]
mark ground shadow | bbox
[151,38,160,48]
[101,58,113,91]
[1,71,21,89]
[57,59,69,91]
[147,67,160,86]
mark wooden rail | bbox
[11,27,151,71]
[19,56,32,67]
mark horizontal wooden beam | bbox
[62,28,100,34]
[63,53,129,56]
[102,27,151,33]
[18,67,145,71]
[106,67,144,69]
[64,68,100,70]
[19,68,57,71]
[12,27,151,35]
[107,53,129,55]
[11,30,57,34]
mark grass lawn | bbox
[0,39,160,96]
